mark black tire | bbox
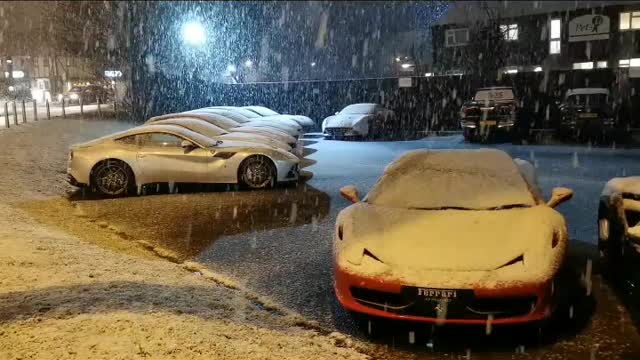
[91,159,135,197]
[598,197,624,275]
[238,156,276,189]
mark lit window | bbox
[620,11,640,30]
[620,59,630,68]
[573,62,594,70]
[597,61,607,68]
[534,66,543,72]
[550,40,561,54]
[550,19,561,54]
[500,24,518,41]
[631,58,640,67]
[445,28,469,47]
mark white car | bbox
[151,112,297,146]
[146,117,293,152]
[322,103,395,139]
[195,107,302,137]
[243,105,315,128]
[67,124,300,196]
[333,149,574,325]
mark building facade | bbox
[432,1,640,82]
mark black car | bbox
[598,177,640,294]
[459,87,518,143]
[62,84,112,105]
[557,88,615,142]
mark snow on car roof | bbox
[150,117,229,135]
[602,177,640,196]
[566,88,609,96]
[366,149,536,210]
[113,124,217,147]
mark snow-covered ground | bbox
[0,117,369,360]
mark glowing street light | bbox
[182,21,206,46]
[227,64,237,73]
[244,60,253,68]
[310,62,316,67]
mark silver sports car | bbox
[67,124,300,196]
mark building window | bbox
[620,12,640,30]
[631,58,640,67]
[597,61,608,68]
[573,62,594,70]
[549,19,561,54]
[445,28,469,47]
[500,24,518,41]
[619,58,640,67]
[620,59,630,68]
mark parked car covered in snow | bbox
[322,103,395,140]
[598,177,640,284]
[333,149,574,325]
[557,88,615,142]
[243,105,315,128]
[460,87,518,143]
[195,107,303,137]
[152,111,297,147]
[145,117,293,153]
[210,106,304,135]
[67,124,300,196]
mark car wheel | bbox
[239,156,276,189]
[598,198,623,275]
[91,159,134,197]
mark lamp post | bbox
[182,21,206,46]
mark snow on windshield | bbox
[366,149,536,210]
[339,103,377,115]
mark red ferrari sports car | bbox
[333,149,573,325]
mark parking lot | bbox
[2,116,638,359]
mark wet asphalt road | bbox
[196,136,640,359]
[70,135,640,359]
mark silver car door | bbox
[136,132,212,184]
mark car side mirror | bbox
[547,187,573,208]
[340,185,360,203]
[181,140,195,149]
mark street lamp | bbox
[244,60,253,68]
[182,21,206,46]
[227,64,237,73]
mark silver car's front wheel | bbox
[92,160,133,196]
[239,156,276,189]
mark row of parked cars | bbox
[460,86,617,143]
[67,106,314,196]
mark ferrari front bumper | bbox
[334,265,554,325]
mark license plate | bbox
[579,113,598,118]
[402,287,473,302]
[479,120,497,126]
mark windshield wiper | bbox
[408,206,473,211]
[487,204,530,210]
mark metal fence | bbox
[0,97,112,129]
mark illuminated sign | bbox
[569,15,610,42]
[104,70,122,78]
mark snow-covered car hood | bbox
[286,115,315,127]
[323,114,370,128]
[335,203,567,287]
[220,132,291,152]
[602,177,640,196]
[228,127,296,144]
[243,120,300,136]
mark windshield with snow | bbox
[339,104,378,115]
[366,150,536,210]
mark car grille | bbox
[350,287,536,320]
[326,127,352,135]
